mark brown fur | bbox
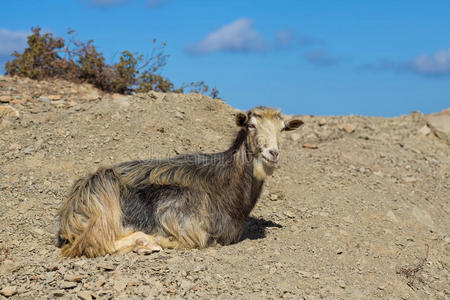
[57,107,303,257]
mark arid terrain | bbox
[0,75,449,299]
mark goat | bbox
[57,106,303,257]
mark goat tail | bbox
[57,167,125,257]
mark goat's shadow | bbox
[240,216,282,241]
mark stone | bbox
[52,290,65,297]
[343,123,356,133]
[342,216,354,224]
[412,206,434,228]
[37,96,51,103]
[48,95,62,101]
[175,111,185,120]
[269,194,278,201]
[402,175,417,183]
[373,170,384,177]
[77,291,92,300]
[64,274,85,282]
[1,286,17,297]
[284,210,296,218]
[84,92,101,101]
[0,95,11,103]
[60,281,78,289]
[386,210,399,223]
[9,143,22,151]
[290,133,301,142]
[426,108,450,141]
[0,260,18,274]
[302,143,318,149]
[417,125,431,136]
[0,105,20,121]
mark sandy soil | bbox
[0,76,449,299]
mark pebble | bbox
[290,133,301,142]
[342,216,354,224]
[269,194,279,201]
[37,96,51,103]
[0,96,11,103]
[343,124,356,133]
[284,211,296,218]
[175,111,185,120]
[417,125,430,136]
[77,291,93,300]
[60,281,78,289]
[302,143,318,149]
[65,273,85,282]
[1,286,17,297]
[8,143,22,151]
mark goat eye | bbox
[248,124,256,129]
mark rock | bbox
[48,95,62,101]
[64,274,85,282]
[417,125,431,136]
[342,216,354,224]
[52,290,65,297]
[84,92,101,101]
[77,291,92,300]
[290,133,301,142]
[412,206,434,228]
[0,105,20,121]
[98,263,115,271]
[318,118,327,126]
[0,260,18,274]
[426,108,450,141]
[386,210,398,223]
[373,170,384,177]
[9,143,22,151]
[343,123,356,133]
[60,281,78,289]
[0,95,11,103]
[37,96,51,103]
[402,175,417,183]
[175,111,185,120]
[269,194,279,201]
[298,270,312,278]
[113,279,127,292]
[302,143,318,149]
[284,210,296,218]
[1,286,17,297]
[180,279,193,291]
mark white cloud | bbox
[275,30,319,49]
[405,48,450,76]
[0,28,28,56]
[275,30,294,48]
[304,49,338,66]
[187,18,268,55]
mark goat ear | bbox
[236,112,248,127]
[284,119,304,131]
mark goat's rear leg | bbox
[114,232,162,255]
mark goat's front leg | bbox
[114,231,162,255]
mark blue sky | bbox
[1,0,449,116]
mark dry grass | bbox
[396,243,429,287]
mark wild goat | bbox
[57,107,303,257]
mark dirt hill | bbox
[0,75,449,299]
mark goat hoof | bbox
[133,243,162,255]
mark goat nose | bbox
[268,149,279,160]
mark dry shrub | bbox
[5,27,219,98]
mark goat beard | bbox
[253,156,275,180]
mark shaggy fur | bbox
[57,107,303,257]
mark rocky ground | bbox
[0,75,449,299]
